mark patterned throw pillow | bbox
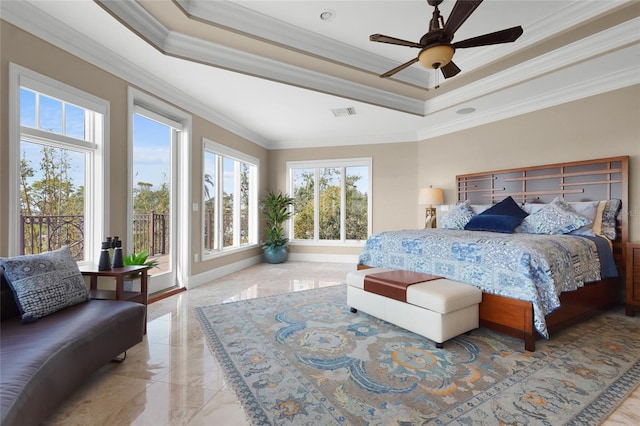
[518,197,591,235]
[0,247,89,324]
[441,201,475,230]
[598,199,622,240]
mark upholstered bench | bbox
[346,268,482,348]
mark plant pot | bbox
[263,245,288,264]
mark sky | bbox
[20,88,171,191]
[133,113,171,189]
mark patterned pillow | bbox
[441,201,475,230]
[518,197,591,235]
[596,199,622,240]
[0,247,89,324]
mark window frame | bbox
[8,63,109,263]
[286,157,372,246]
[201,138,259,260]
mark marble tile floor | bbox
[43,261,639,425]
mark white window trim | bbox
[8,63,109,262]
[127,87,192,288]
[201,138,260,260]
[286,157,372,246]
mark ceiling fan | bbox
[370,0,523,80]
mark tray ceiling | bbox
[2,0,639,148]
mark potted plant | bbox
[122,250,159,290]
[260,190,294,264]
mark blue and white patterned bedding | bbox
[358,229,606,338]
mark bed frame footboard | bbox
[477,277,622,352]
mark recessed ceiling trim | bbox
[427,17,640,115]
[417,51,640,141]
[94,0,426,115]
[96,0,169,49]
[175,0,430,88]
[0,0,272,147]
[459,0,628,71]
[164,31,427,116]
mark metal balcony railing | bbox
[20,212,170,260]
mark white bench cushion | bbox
[407,280,481,314]
[347,268,481,314]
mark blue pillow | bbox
[481,196,528,219]
[0,247,89,323]
[464,214,524,233]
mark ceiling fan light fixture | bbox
[418,45,454,69]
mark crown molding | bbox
[176,0,628,88]
[164,31,426,116]
[174,0,431,88]
[427,17,640,115]
[3,0,637,150]
[268,129,422,151]
[0,0,271,148]
[417,46,640,141]
[97,0,427,115]
[459,0,629,70]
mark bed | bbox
[357,156,629,351]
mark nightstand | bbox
[626,242,640,316]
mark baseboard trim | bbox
[287,253,359,263]
[149,286,186,304]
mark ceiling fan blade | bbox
[380,58,420,78]
[452,26,524,49]
[441,61,461,79]
[370,34,423,48]
[443,0,483,37]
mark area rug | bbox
[194,285,640,425]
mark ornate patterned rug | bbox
[194,285,640,425]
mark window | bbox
[202,139,259,257]
[287,158,371,243]
[8,64,108,262]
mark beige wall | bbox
[271,86,640,247]
[269,142,419,256]
[0,21,268,275]
[2,20,639,274]
[417,86,640,241]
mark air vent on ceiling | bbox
[331,107,357,118]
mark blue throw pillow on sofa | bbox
[0,247,89,324]
[464,214,524,233]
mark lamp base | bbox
[425,207,437,228]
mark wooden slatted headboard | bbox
[456,156,629,274]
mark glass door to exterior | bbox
[131,110,178,295]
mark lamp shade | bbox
[419,187,444,206]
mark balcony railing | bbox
[21,214,85,259]
[20,213,170,260]
[132,212,170,256]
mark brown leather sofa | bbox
[0,275,145,426]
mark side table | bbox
[79,264,149,333]
[626,242,640,317]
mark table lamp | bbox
[419,187,444,228]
